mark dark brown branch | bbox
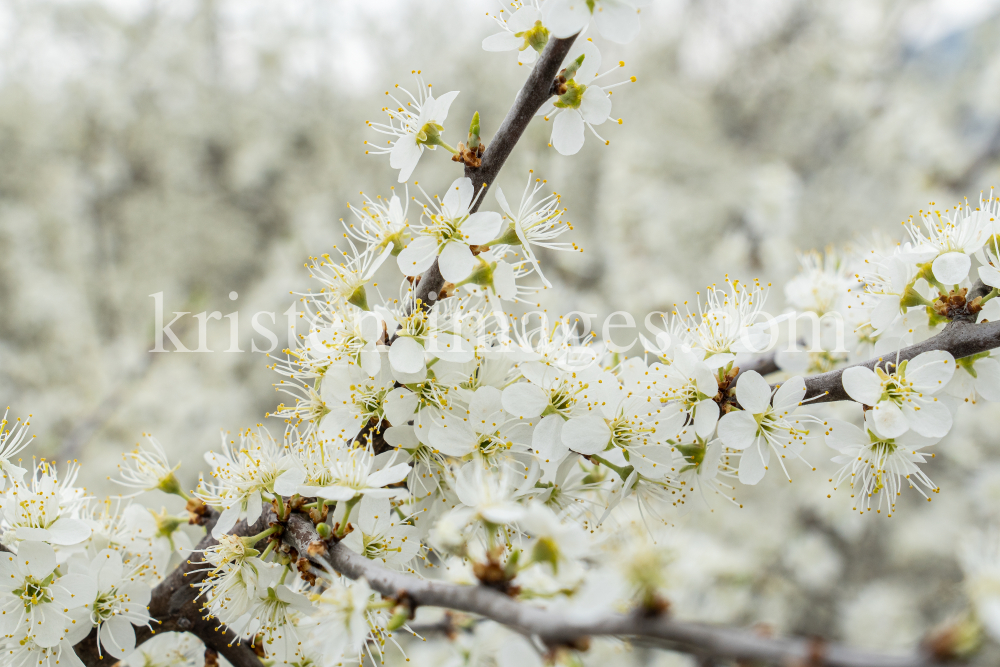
[801,320,1000,403]
[74,512,268,667]
[277,510,946,667]
[413,34,578,307]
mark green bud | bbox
[383,229,411,256]
[416,122,457,154]
[153,509,186,538]
[926,305,949,328]
[316,522,333,539]
[518,20,549,54]
[531,538,559,572]
[463,256,496,288]
[468,111,481,150]
[156,471,183,496]
[492,223,521,247]
[504,548,522,579]
[386,608,410,631]
[554,79,587,110]
[563,54,586,81]
[348,285,370,311]
[900,283,932,308]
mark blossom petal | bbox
[533,414,570,465]
[483,31,521,52]
[367,462,411,488]
[18,540,55,579]
[693,399,720,437]
[384,387,419,426]
[772,376,806,412]
[502,383,549,418]
[975,357,1000,401]
[439,242,476,283]
[842,367,882,405]
[932,251,971,285]
[561,415,611,454]
[46,517,92,546]
[907,350,956,393]
[388,336,426,375]
[738,443,768,485]
[100,616,136,659]
[580,86,612,125]
[551,110,585,156]
[442,177,474,218]
[735,370,771,413]
[431,91,460,123]
[544,0,591,38]
[871,400,908,438]
[389,136,422,183]
[979,264,1000,289]
[717,410,758,450]
[594,0,641,43]
[463,211,503,245]
[902,399,952,438]
[396,235,437,276]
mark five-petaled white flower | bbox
[397,177,503,283]
[366,77,459,183]
[825,414,940,515]
[484,2,550,65]
[544,0,647,44]
[717,372,817,485]
[842,350,955,439]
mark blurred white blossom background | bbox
[6,0,1000,661]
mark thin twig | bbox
[413,34,578,307]
[278,510,947,667]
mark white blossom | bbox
[841,350,955,439]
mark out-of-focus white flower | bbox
[121,632,205,667]
[944,351,1000,403]
[366,76,459,183]
[0,409,30,492]
[113,435,183,497]
[196,429,291,539]
[717,372,816,485]
[960,529,1000,642]
[274,442,409,502]
[0,541,96,648]
[784,249,856,315]
[1,461,90,547]
[453,462,527,525]
[397,177,502,283]
[544,0,647,44]
[842,350,955,438]
[674,277,772,361]
[122,504,192,575]
[825,413,940,515]
[520,503,589,571]
[483,1,549,65]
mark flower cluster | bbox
[8,4,1000,666]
